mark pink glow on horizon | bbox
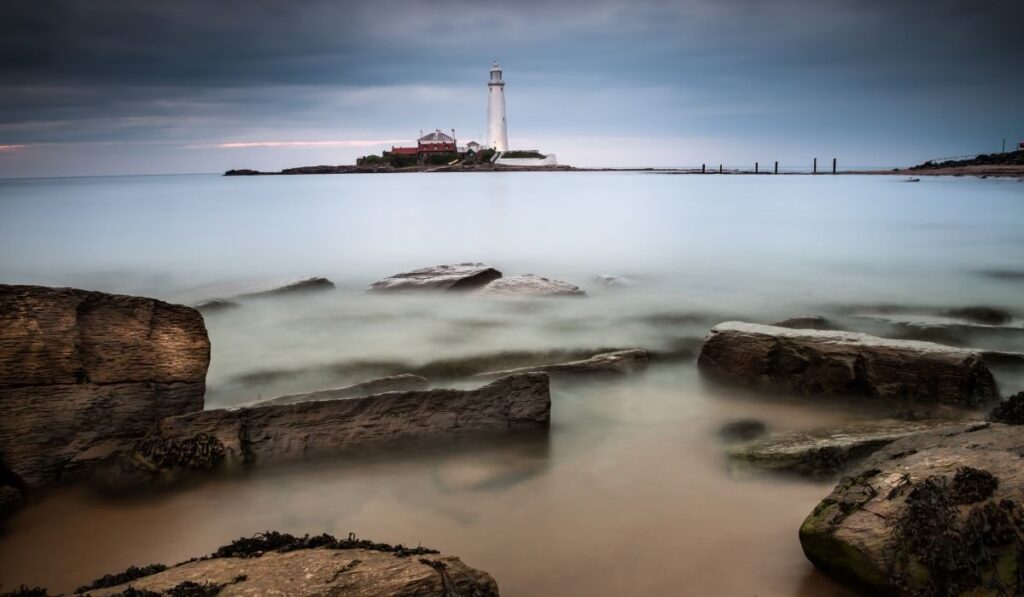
[0,144,27,152]
[194,139,409,149]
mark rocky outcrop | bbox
[0,285,209,488]
[988,391,1024,424]
[473,350,648,379]
[237,276,335,297]
[943,306,1012,325]
[799,423,1024,595]
[132,374,549,473]
[697,322,999,406]
[727,420,965,478]
[479,274,585,297]
[246,374,429,407]
[368,263,502,292]
[75,532,498,596]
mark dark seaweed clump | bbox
[989,392,1024,426]
[0,587,50,597]
[104,580,232,597]
[208,531,439,560]
[76,564,168,593]
[132,433,226,472]
[891,471,1024,596]
[950,467,999,504]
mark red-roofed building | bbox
[386,129,458,158]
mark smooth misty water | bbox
[0,173,1022,595]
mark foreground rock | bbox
[728,420,965,478]
[368,263,502,292]
[117,374,549,480]
[79,532,498,596]
[246,374,429,407]
[474,350,648,379]
[0,285,209,489]
[799,423,1024,595]
[698,322,999,406]
[479,274,585,297]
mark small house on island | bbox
[387,129,458,157]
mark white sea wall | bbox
[495,154,558,166]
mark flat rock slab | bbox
[87,548,498,597]
[799,423,1024,595]
[473,349,648,379]
[698,322,998,406]
[149,373,550,469]
[368,263,502,292]
[479,274,585,297]
[243,374,429,407]
[0,285,209,488]
[728,420,966,478]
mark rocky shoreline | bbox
[2,270,1022,595]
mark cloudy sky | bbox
[1,0,1022,177]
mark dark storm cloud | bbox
[0,0,1022,174]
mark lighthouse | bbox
[487,62,509,152]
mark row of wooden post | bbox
[699,159,837,174]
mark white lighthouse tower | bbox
[487,62,509,152]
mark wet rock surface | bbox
[478,274,586,297]
[133,374,550,474]
[727,420,965,478]
[74,532,498,597]
[0,285,209,488]
[988,392,1024,425]
[473,349,648,379]
[368,263,502,292]
[799,423,1024,595]
[698,322,999,406]
[245,374,429,407]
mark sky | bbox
[1,0,1022,177]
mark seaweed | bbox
[950,467,998,504]
[889,473,1024,596]
[989,392,1024,425]
[131,432,225,473]
[76,564,168,593]
[207,531,439,560]
[0,587,50,597]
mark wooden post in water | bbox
[774,161,778,174]
[813,158,817,174]
[832,158,837,174]
[719,164,723,174]
[755,162,759,174]
[702,163,706,174]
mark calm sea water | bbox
[0,172,1022,595]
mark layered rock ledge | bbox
[0,285,209,488]
[697,322,999,406]
[129,373,550,475]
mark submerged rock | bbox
[727,420,964,478]
[478,274,586,297]
[0,285,209,489]
[193,299,239,313]
[368,263,502,292]
[942,306,1013,325]
[697,322,999,406]
[717,419,768,442]
[772,315,830,330]
[473,349,648,379]
[595,274,640,287]
[799,423,1024,595]
[237,276,335,297]
[129,374,549,475]
[245,374,429,407]
[79,532,498,597]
